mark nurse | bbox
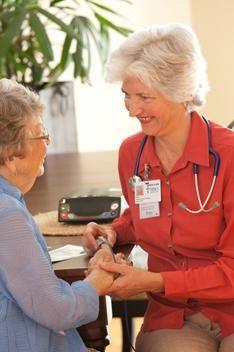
[83,23,234,352]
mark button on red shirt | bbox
[112,112,234,337]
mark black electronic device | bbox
[58,188,122,223]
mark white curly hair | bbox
[105,23,209,112]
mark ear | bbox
[4,156,18,176]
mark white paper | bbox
[49,244,84,262]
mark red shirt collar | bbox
[183,111,210,167]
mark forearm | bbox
[112,208,136,245]
[0,210,99,331]
[146,271,165,293]
[162,258,234,300]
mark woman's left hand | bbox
[99,261,164,299]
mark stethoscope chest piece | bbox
[128,175,142,190]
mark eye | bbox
[141,96,151,101]
[141,95,156,102]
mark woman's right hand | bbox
[82,222,117,256]
[85,247,115,296]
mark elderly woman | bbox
[83,23,234,352]
[0,78,114,352]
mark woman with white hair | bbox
[0,78,114,352]
[83,23,234,351]
[84,23,234,352]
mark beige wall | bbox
[191,0,234,126]
[74,0,234,152]
[75,0,192,152]
[123,0,191,28]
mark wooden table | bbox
[25,151,119,215]
[24,152,120,351]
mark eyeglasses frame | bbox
[27,128,50,143]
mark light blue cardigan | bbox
[0,177,99,351]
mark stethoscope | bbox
[128,116,221,214]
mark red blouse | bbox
[112,112,234,337]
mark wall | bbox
[50,0,234,151]
[74,0,192,152]
[190,0,234,127]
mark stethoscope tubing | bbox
[134,135,148,176]
[131,116,220,213]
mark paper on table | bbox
[49,244,84,262]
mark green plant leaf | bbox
[12,45,45,84]
[59,16,78,71]
[0,6,27,58]
[117,0,132,3]
[29,12,54,61]
[100,24,110,63]
[77,16,103,63]
[50,0,65,5]
[86,0,122,17]
[36,7,78,38]
[94,12,132,36]
[83,30,91,79]
[73,20,83,78]
[60,35,73,71]
[0,0,133,88]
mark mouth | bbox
[137,116,153,124]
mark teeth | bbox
[140,117,151,121]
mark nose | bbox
[125,99,143,117]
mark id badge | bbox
[135,180,161,204]
[139,202,160,219]
[135,180,161,219]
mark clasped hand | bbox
[83,221,164,299]
[87,247,158,300]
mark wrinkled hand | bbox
[87,247,114,274]
[85,247,115,296]
[82,222,117,256]
[99,262,164,299]
[115,252,132,266]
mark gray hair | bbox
[0,78,43,165]
[105,23,209,112]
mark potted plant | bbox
[0,0,132,90]
[0,0,132,153]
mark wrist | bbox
[85,269,114,296]
[147,272,164,293]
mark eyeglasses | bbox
[28,128,50,143]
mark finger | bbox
[105,228,116,247]
[105,279,125,295]
[82,232,98,255]
[99,261,127,275]
[115,252,126,260]
[115,257,126,265]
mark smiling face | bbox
[12,116,50,193]
[122,76,186,138]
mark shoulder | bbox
[209,121,234,176]
[0,193,27,221]
[210,120,234,150]
[119,131,144,154]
